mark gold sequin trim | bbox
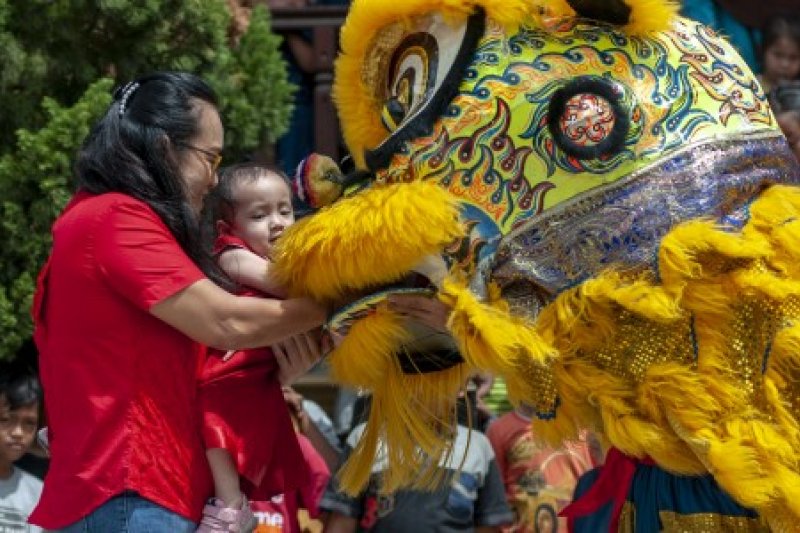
[588,311,695,383]
[658,510,770,532]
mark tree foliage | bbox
[0,0,295,360]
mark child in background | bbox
[758,14,800,94]
[0,371,44,533]
[322,385,514,533]
[486,404,601,533]
[197,163,314,532]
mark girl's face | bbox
[178,100,224,214]
[764,36,800,85]
[229,174,295,258]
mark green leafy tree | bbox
[0,1,296,361]
[213,6,296,158]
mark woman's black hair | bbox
[75,71,229,287]
[762,14,800,61]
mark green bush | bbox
[0,1,295,360]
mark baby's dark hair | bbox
[762,14,800,58]
[207,163,291,226]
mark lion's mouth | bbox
[332,254,448,310]
[326,254,454,346]
[333,271,438,314]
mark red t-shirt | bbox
[30,192,212,528]
[486,412,597,533]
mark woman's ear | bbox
[157,133,181,163]
[156,133,171,150]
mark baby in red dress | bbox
[197,163,311,532]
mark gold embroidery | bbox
[658,511,770,532]
[618,501,636,533]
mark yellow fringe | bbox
[273,180,464,300]
[328,305,412,389]
[336,364,470,493]
[517,184,800,522]
[530,0,575,26]
[328,305,471,495]
[439,277,557,409]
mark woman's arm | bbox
[150,279,326,350]
[217,247,288,298]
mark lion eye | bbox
[381,35,438,131]
[364,11,485,170]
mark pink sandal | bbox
[196,497,257,533]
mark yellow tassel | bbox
[658,219,771,288]
[336,356,469,495]
[745,184,800,230]
[770,324,800,379]
[327,304,473,495]
[273,181,464,300]
[328,306,411,388]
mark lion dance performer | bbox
[275,0,800,530]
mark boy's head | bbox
[0,373,42,467]
[209,163,295,258]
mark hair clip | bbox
[118,81,141,117]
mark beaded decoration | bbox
[118,81,140,117]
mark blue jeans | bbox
[56,492,195,533]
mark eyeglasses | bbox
[180,143,222,171]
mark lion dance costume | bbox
[275,0,800,530]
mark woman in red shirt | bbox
[30,71,327,533]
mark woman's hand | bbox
[387,294,452,333]
[282,385,313,434]
[274,329,324,386]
